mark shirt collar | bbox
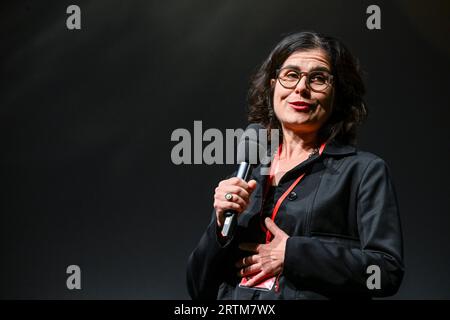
[251,139,356,183]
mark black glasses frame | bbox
[276,67,334,92]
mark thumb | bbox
[264,217,281,236]
[247,179,257,191]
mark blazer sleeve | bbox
[186,208,238,300]
[283,158,405,297]
[186,170,241,300]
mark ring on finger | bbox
[224,192,233,201]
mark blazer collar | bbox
[321,140,357,156]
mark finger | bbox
[239,242,260,253]
[235,255,257,268]
[264,217,281,236]
[216,192,247,209]
[218,186,250,202]
[226,177,249,189]
[237,263,261,278]
[241,271,270,287]
[247,179,257,191]
[214,200,242,213]
[226,177,257,193]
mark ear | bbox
[270,78,276,88]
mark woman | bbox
[186,31,404,299]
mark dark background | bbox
[1,0,449,299]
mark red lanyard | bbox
[262,142,326,243]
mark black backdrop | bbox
[1,0,449,299]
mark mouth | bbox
[288,101,313,112]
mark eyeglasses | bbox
[276,67,334,92]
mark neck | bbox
[280,127,319,161]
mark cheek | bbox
[273,85,289,107]
[317,89,334,111]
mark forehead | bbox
[281,49,331,70]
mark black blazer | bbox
[186,140,404,299]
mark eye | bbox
[284,71,299,79]
[309,72,328,83]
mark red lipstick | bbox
[288,101,312,112]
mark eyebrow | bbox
[281,65,331,73]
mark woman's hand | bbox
[213,177,257,228]
[236,218,289,287]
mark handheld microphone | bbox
[220,123,264,238]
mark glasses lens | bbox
[278,69,300,88]
[308,71,330,92]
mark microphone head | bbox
[236,123,266,164]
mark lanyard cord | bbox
[261,142,327,243]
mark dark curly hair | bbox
[247,31,368,146]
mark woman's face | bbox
[271,48,334,136]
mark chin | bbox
[283,116,311,126]
[282,121,314,132]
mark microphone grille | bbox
[236,123,266,164]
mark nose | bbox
[294,74,310,95]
